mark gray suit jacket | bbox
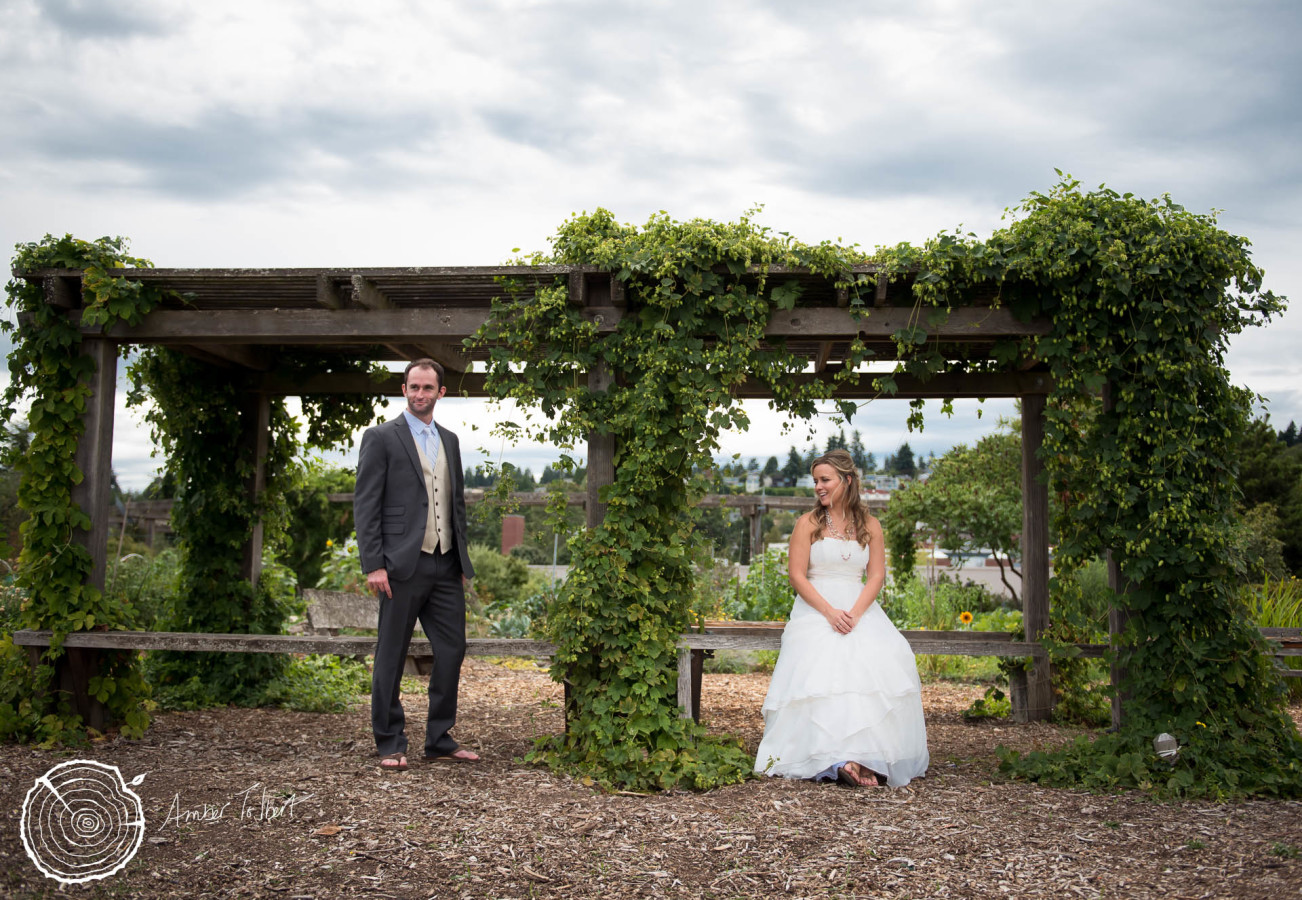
[354,415,475,582]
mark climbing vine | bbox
[876,178,1301,797]
[126,349,380,707]
[480,182,1298,796]
[473,209,871,789]
[0,235,165,742]
[1,234,384,734]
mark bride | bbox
[754,449,929,787]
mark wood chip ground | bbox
[2,660,1300,898]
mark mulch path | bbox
[2,660,1300,899]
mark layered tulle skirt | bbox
[755,579,929,787]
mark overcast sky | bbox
[2,0,1299,489]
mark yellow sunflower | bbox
[959,610,974,625]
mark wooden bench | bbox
[13,622,1298,726]
[301,588,431,676]
[1260,627,1302,679]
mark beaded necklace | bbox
[823,509,856,560]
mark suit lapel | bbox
[392,416,427,489]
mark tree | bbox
[849,430,869,473]
[1238,416,1302,573]
[781,447,803,485]
[883,429,1024,601]
[888,442,916,478]
[1279,420,1298,448]
[826,429,848,453]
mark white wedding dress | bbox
[754,537,929,787]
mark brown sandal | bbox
[378,752,408,771]
[839,761,883,787]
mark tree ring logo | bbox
[21,760,146,885]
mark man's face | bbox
[401,365,444,421]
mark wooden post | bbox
[66,335,117,731]
[586,364,614,530]
[1107,552,1133,730]
[1015,394,1053,723]
[72,338,117,593]
[239,392,271,587]
[677,648,693,720]
[749,502,766,563]
[570,363,616,728]
[1102,383,1133,730]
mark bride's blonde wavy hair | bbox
[807,449,871,548]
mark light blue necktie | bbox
[422,426,438,465]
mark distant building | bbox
[867,474,902,492]
[745,472,761,493]
[796,474,815,489]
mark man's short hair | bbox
[403,358,445,389]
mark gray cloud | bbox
[36,0,176,39]
[25,107,446,199]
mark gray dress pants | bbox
[371,547,466,757]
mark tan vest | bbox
[416,435,453,555]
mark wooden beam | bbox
[424,342,471,374]
[766,307,1049,339]
[382,343,431,361]
[568,270,587,306]
[351,275,393,309]
[176,343,273,370]
[85,307,493,343]
[315,274,347,309]
[44,274,80,309]
[813,341,834,373]
[80,305,1046,344]
[254,370,1054,400]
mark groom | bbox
[353,359,478,770]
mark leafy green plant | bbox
[1241,575,1302,697]
[467,543,545,607]
[907,179,1302,797]
[0,235,167,742]
[472,207,873,790]
[315,534,366,593]
[126,346,379,707]
[1,233,385,736]
[106,548,181,630]
[0,567,24,635]
[963,686,1011,721]
[723,547,793,621]
[257,655,371,713]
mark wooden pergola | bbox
[24,263,1060,720]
